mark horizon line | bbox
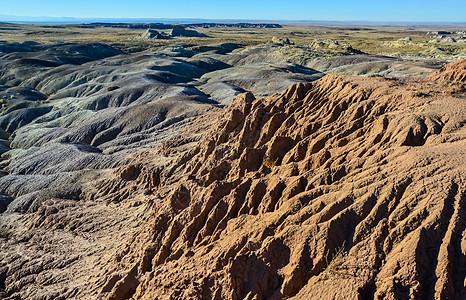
[1,14,466,26]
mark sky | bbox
[1,0,465,23]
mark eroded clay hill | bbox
[93,61,466,299]
[1,60,465,300]
[426,58,466,82]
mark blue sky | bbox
[1,0,465,22]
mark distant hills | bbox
[0,14,465,26]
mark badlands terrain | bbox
[0,22,465,299]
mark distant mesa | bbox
[77,22,281,30]
[78,22,173,30]
[186,23,282,29]
[137,25,207,40]
[169,25,207,38]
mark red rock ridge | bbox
[96,70,466,299]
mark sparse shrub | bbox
[158,141,171,157]
[262,155,278,168]
[443,83,465,95]
[0,228,11,240]
[411,91,430,98]
[324,241,347,277]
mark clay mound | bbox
[439,37,457,43]
[426,58,466,82]
[85,74,465,299]
[138,29,166,40]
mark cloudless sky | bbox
[1,0,465,22]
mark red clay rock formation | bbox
[426,58,466,82]
[94,61,466,299]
